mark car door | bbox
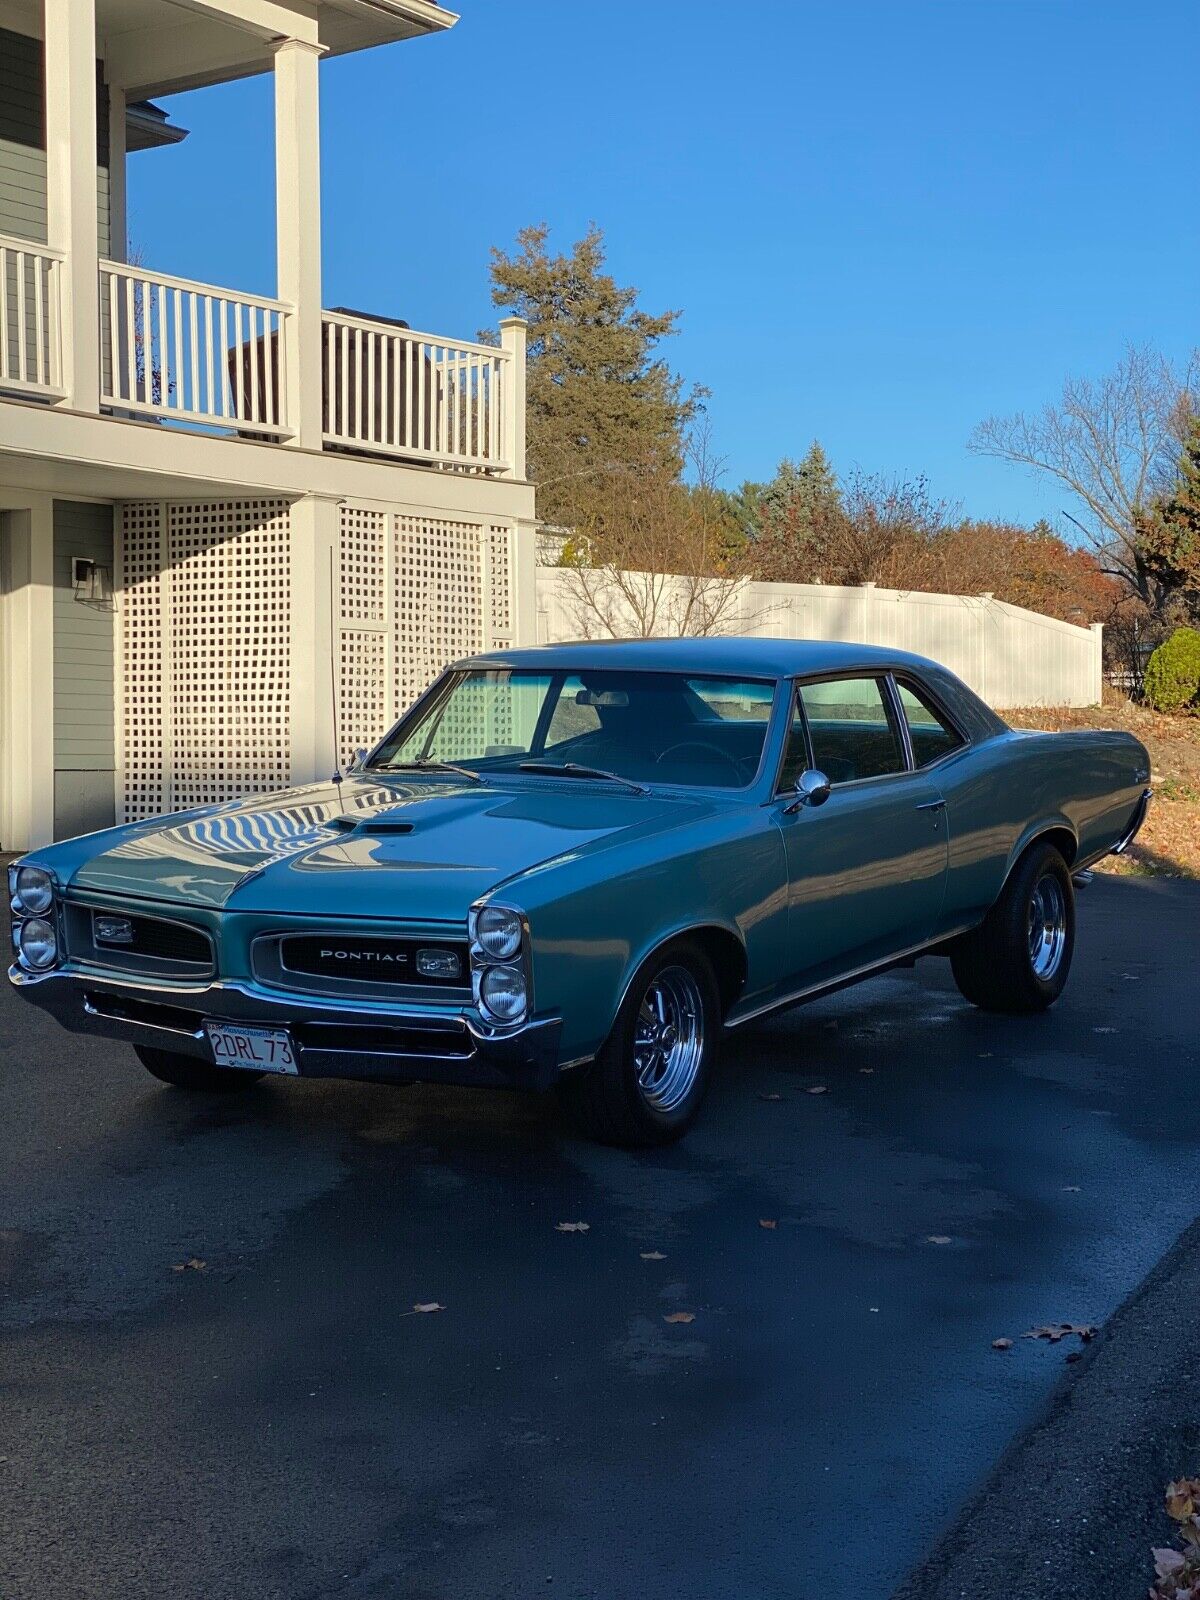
[773,674,949,989]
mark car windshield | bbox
[370,669,777,790]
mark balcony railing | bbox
[321,310,511,472]
[0,234,64,399]
[1,253,521,476]
[99,260,291,436]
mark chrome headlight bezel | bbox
[17,916,58,970]
[469,900,531,1027]
[10,863,55,917]
[477,962,528,1023]
[470,904,524,962]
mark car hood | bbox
[66,774,709,921]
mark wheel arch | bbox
[1005,819,1078,878]
[618,920,749,1027]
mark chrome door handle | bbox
[915,798,946,811]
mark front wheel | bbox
[950,841,1075,1013]
[135,1044,263,1092]
[556,938,720,1147]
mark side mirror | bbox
[785,768,832,812]
[347,747,368,774]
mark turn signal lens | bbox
[478,963,527,1022]
[13,866,53,915]
[473,905,523,961]
[18,917,57,969]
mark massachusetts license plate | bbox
[204,1021,298,1075]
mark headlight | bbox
[12,865,54,915]
[18,917,57,970]
[473,905,523,961]
[478,963,527,1022]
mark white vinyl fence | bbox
[535,569,1103,708]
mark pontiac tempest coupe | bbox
[10,639,1151,1145]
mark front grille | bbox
[93,913,212,965]
[279,935,469,988]
[63,902,215,979]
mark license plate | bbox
[204,1021,298,1075]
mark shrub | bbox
[1144,627,1200,713]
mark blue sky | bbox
[128,0,1199,527]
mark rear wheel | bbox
[557,938,719,1147]
[950,841,1075,1012]
[135,1044,263,1092]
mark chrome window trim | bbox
[888,672,971,770]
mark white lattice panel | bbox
[338,629,388,768]
[487,524,515,644]
[392,514,485,711]
[340,506,387,624]
[165,500,291,810]
[119,503,167,820]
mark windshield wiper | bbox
[518,761,649,795]
[386,757,484,784]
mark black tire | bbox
[950,841,1075,1013]
[135,1044,263,1092]
[556,937,720,1148]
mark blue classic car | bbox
[9,639,1151,1145]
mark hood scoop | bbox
[329,816,415,836]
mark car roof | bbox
[456,635,944,680]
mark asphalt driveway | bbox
[2,874,1199,1600]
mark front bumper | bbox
[9,965,563,1091]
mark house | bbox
[0,0,536,852]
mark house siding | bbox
[0,24,110,254]
[53,500,115,839]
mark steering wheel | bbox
[655,740,742,778]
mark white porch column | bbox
[1,497,56,849]
[274,38,326,450]
[44,0,101,413]
[499,317,527,480]
[108,85,127,264]
[288,493,339,786]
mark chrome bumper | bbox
[8,965,563,1091]
[1112,787,1153,856]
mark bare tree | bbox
[554,427,749,639]
[969,344,1199,612]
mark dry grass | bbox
[1005,689,1200,879]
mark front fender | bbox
[521,814,787,1063]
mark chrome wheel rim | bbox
[1028,874,1067,980]
[633,965,705,1113]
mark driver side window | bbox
[798,676,906,784]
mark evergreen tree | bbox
[487,223,700,524]
[1139,416,1200,620]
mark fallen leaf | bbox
[663,1311,695,1324]
[807,1085,828,1096]
[1061,1185,1082,1193]
[992,1337,1013,1351]
[823,1021,839,1031]
[758,1219,777,1230]
[1023,1322,1096,1344]
[1093,1026,1116,1034]
[555,1222,590,1233]
[413,1302,444,1314]
[170,1258,206,1273]
[640,1250,666,1261]
[1154,1548,1187,1579]
[978,1052,993,1059]
[859,1067,875,1075]
[757,1092,784,1102]
[926,1235,953,1245]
